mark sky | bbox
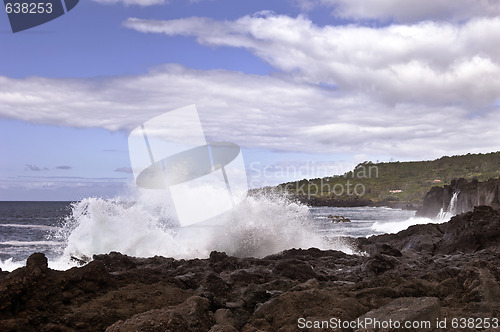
[1,0,500,200]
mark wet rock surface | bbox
[0,206,499,331]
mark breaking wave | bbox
[44,189,352,270]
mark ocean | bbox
[0,198,449,272]
[0,201,71,263]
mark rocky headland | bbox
[0,204,499,331]
[417,178,500,218]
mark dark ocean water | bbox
[309,206,416,237]
[0,201,72,263]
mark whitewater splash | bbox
[371,192,459,234]
[18,188,348,270]
[436,191,459,221]
[0,191,461,271]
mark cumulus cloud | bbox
[3,9,500,164]
[123,14,500,107]
[294,0,500,23]
[1,64,499,162]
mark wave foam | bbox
[371,216,446,234]
[46,189,352,269]
[0,241,63,246]
[0,258,24,272]
[0,224,60,231]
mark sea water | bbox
[0,194,454,272]
[0,201,71,270]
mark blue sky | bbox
[1,0,500,200]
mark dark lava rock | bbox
[361,206,500,257]
[26,252,48,271]
[435,205,500,254]
[362,253,399,275]
[24,252,49,278]
[273,258,318,282]
[93,251,137,272]
[359,223,445,256]
[367,243,402,257]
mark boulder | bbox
[26,252,48,276]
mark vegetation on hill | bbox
[276,151,500,205]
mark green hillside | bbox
[278,151,500,205]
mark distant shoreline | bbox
[293,195,420,210]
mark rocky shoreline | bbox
[1,206,499,331]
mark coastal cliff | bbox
[417,178,500,218]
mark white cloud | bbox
[295,0,500,23]
[124,14,500,107]
[2,13,500,165]
[1,65,499,162]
